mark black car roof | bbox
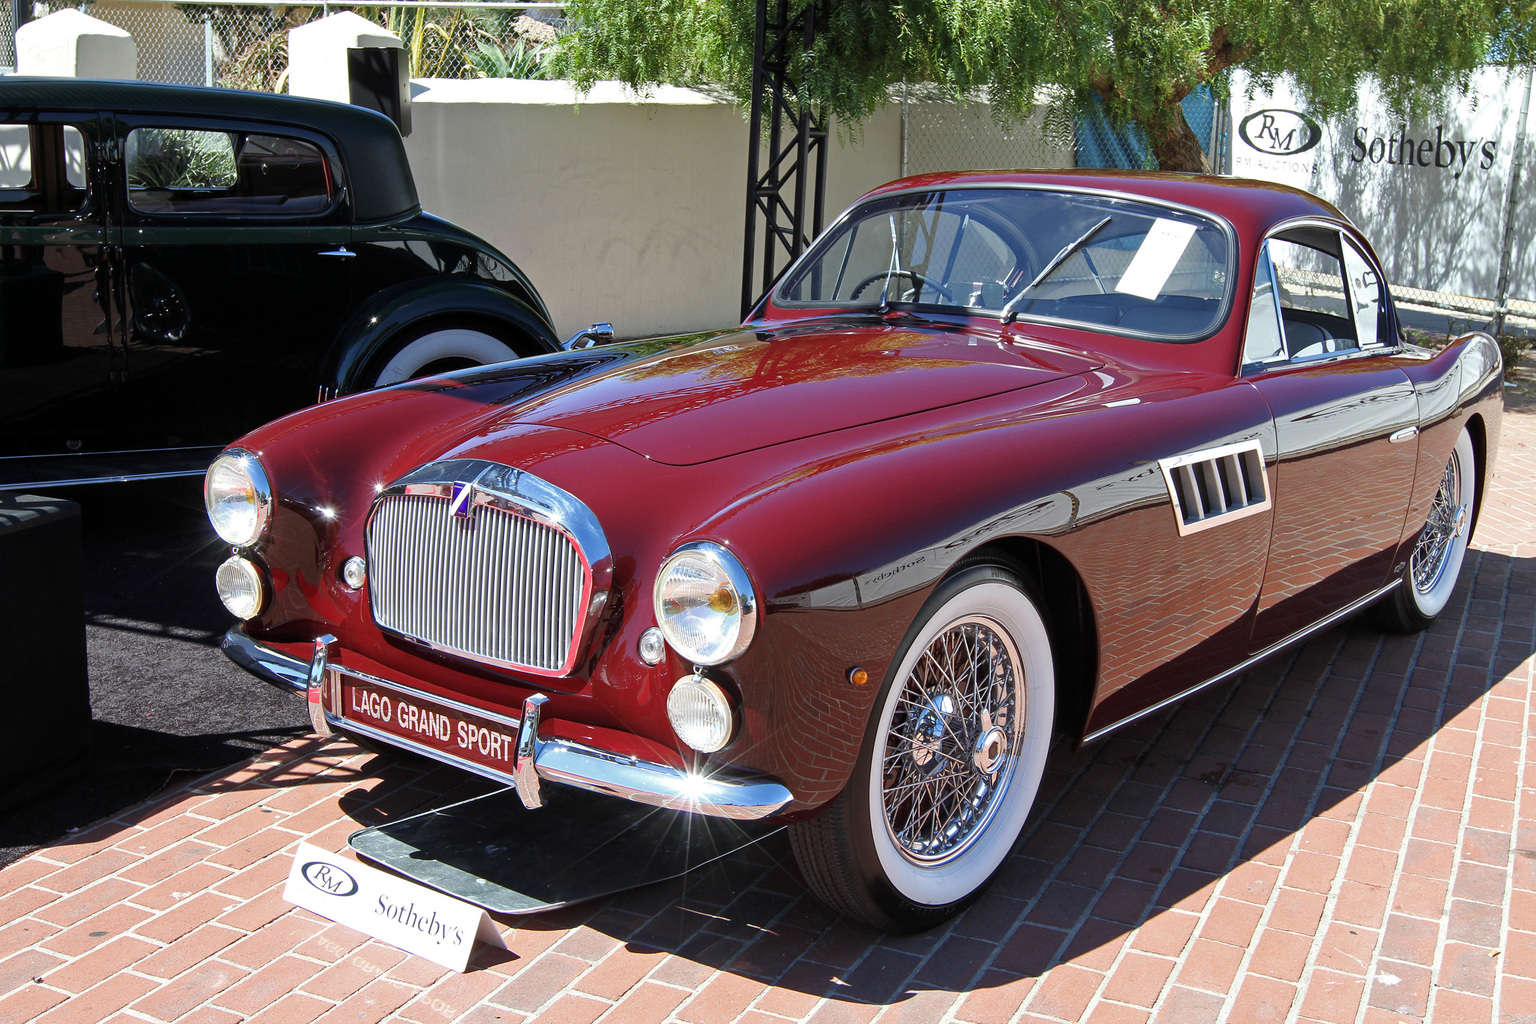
[0,77,419,221]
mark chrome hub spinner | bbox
[973,724,1010,775]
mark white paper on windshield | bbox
[1115,218,1198,299]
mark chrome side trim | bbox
[220,626,792,820]
[0,467,207,490]
[1082,579,1401,745]
[1389,426,1420,444]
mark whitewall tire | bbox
[789,562,1055,930]
[368,327,520,387]
[1376,427,1477,632]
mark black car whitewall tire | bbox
[1376,427,1477,633]
[367,325,521,387]
[789,562,1055,931]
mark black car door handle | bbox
[318,247,355,259]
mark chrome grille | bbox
[367,493,588,674]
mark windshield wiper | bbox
[1000,215,1113,323]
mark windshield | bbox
[775,187,1233,340]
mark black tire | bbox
[361,319,528,389]
[788,562,1056,931]
[1374,427,1477,633]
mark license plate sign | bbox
[336,675,520,776]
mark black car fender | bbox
[321,278,561,397]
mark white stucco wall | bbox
[404,80,1069,339]
[404,80,908,338]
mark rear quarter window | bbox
[126,128,334,216]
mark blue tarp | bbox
[1076,87,1225,169]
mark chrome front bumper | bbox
[221,626,792,821]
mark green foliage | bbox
[467,39,553,80]
[556,0,1535,170]
[127,129,237,189]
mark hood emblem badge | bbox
[448,482,477,523]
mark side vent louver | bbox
[1159,440,1271,535]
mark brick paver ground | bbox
[2,397,1532,1024]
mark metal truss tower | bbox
[741,0,827,319]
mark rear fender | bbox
[321,279,560,397]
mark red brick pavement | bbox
[1,399,1532,1024]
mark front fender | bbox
[321,279,560,397]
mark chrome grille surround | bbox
[365,459,612,678]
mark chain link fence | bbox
[50,1,564,90]
[9,2,1529,340]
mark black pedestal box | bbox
[0,494,90,810]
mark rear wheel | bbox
[789,562,1055,931]
[1375,427,1476,632]
[363,322,524,388]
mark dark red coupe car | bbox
[209,171,1502,930]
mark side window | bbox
[126,128,333,215]
[1268,238,1356,359]
[1242,244,1286,366]
[0,123,88,212]
[1340,238,1385,348]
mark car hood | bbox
[472,319,1103,466]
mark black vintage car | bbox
[0,79,559,488]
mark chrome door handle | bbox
[318,246,355,259]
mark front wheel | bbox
[789,563,1055,931]
[1374,427,1477,632]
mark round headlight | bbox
[653,541,757,665]
[667,673,735,753]
[205,450,273,547]
[216,555,268,619]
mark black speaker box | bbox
[0,493,90,810]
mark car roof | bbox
[0,77,419,221]
[859,169,1351,242]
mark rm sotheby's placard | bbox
[283,842,505,972]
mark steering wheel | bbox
[849,269,956,303]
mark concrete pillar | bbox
[289,12,410,133]
[15,8,137,80]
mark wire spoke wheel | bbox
[1375,427,1476,633]
[788,563,1055,931]
[881,617,1020,864]
[1410,453,1463,595]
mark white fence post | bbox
[15,8,136,79]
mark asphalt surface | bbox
[0,479,308,867]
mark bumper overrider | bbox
[222,625,792,820]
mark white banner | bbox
[1230,68,1534,303]
[283,842,505,972]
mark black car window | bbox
[126,128,333,216]
[0,122,88,213]
[776,187,1231,341]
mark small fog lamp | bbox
[216,555,268,620]
[341,556,367,590]
[667,673,735,753]
[638,627,666,666]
